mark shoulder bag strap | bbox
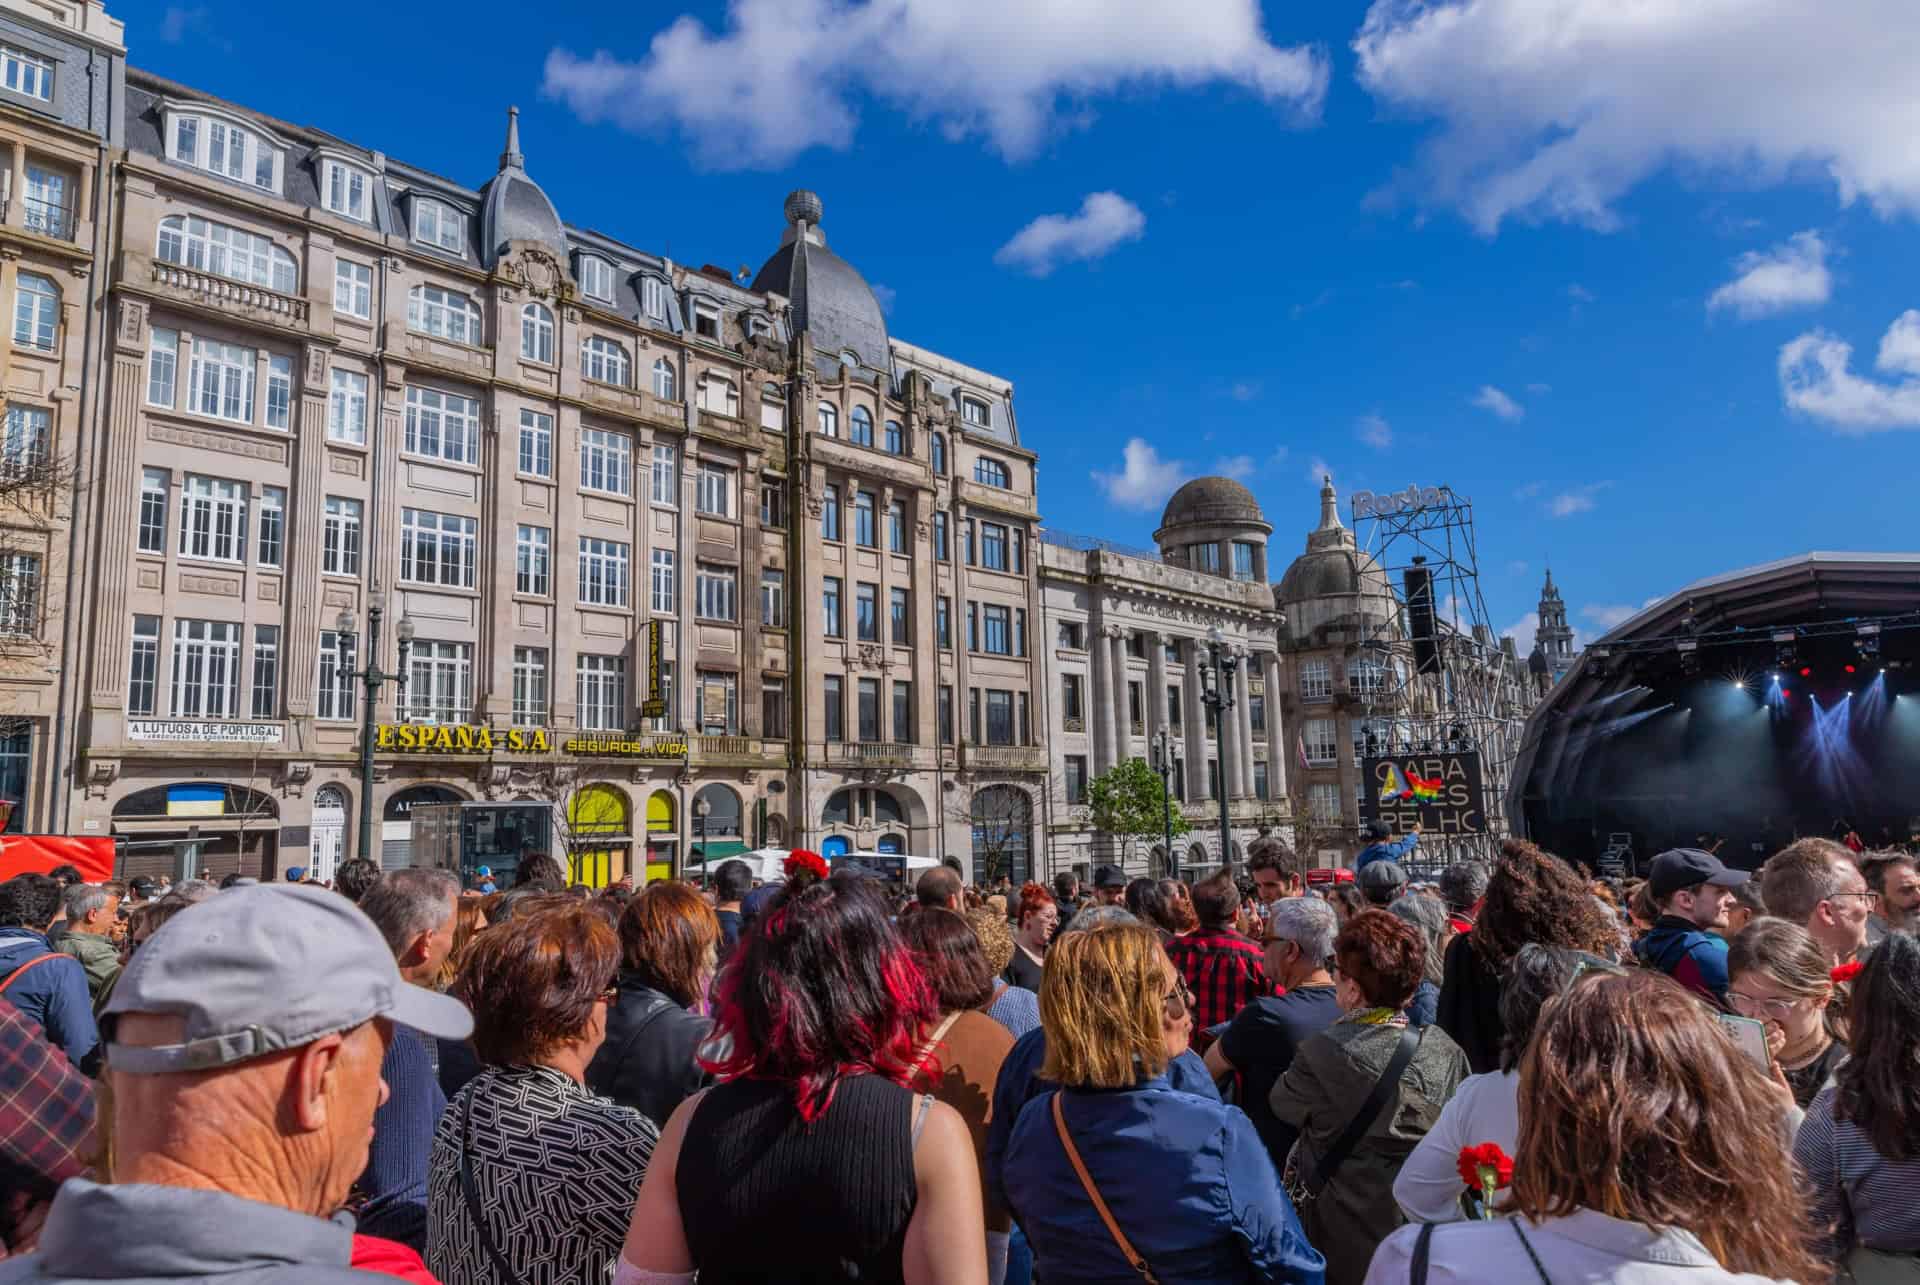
[1509,1219,1553,1284]
[1051,1094,1160,1285]
[912,1011,964,1075]
[1307,1025,1423,1194]
[989,981,1009,1007]
[458,1088,525,1285]
[0,953,60,995]
[1409,1221,1437,1285]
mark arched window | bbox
[930,432,947,475]
[884,419,904,454]
[519,302,554,364]
[817,403,839,438]
[970,785,1032,885]
[157,214,297,295]
[406,284,481,345]
[581,335,631,386]
[876,833,905,854]
[11,272,57,351]
[973,457,1011,488]
[652,357,677,400]
[850,405,873,447]
[693,783,742,840]
[697,374,740,416]
[823,789,853,825]
[873,791,905,824]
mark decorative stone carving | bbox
[855,643,889,672]
[304,344,328,385]
[502,247,573,303]
[85,758,119,799]
[118,299,145,345]
[277,761,314,795]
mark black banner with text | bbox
[1360,752,1487,835]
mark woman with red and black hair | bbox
[1003,882,1055,992]
[615,879,988,1285]
[1270,909,1469,1285]
[426,905,659,1285]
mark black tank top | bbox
[677,1073,917,1283]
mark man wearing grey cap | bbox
[0,883,472,1283]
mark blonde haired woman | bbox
[1002,921,1324,1285]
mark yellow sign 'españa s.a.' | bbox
[374,725,552,754]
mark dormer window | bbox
[692,301,720,340]
[960,395,990,427]
[169,111,282,194]
[641,277,667,321]
[321,159,372,222]
[0,46,52,101]
[412,198,465,253]
[579,255,615,303]
[748,315,771,339]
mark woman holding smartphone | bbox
[1727,918,1846,1110]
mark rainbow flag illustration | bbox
[1378,764,1443,804]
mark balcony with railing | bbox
[693,734,787,767]
[17,195,72,241]
[824,741,916,769]
[150,258,310,325]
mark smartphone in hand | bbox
[1718,1012,1771,1072]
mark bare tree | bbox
[0,441,78,746]
[945,779,1040,886]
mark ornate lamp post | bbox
[1150,726,1179,883]
[338,603,415,864]
[694,795,712,872]
[1199,626,1242,875]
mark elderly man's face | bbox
[321,1018,394,1212]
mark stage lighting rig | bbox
[1773,629,1801,673]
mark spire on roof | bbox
[1317,475,1342,532]
[499,105,523,172]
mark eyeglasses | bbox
[1728,990,1803,1019]
[1164,978,1196,1019]
[1825,891,1876,905]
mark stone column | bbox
[1110,627,1132,765]
[1236,653,1257,798]
[1144,627,1167,752]
[1261,653,1287,802]
[1089,622,1115,774]
[1181,641,1205,802]
[89,299,149,708]
[283,344,332,717]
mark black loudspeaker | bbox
[1404,560,1439,675]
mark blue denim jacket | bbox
[986,1024,1217,1212]
[1005,1077,1326,1285]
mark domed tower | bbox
[750,189,891,375]
[1274,476,1397,643]
[477,107,569,269]
[1153,477,1272,581]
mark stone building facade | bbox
[58,67,1042,883]
[0,0,122,835]
[1039,478,1289,881]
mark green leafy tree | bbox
[1086,757,1190,866]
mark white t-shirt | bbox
[1364,1209,1793,1284]
[1392,1069,1521,1223]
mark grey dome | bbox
[1276,475,1394,606]
[479,107,567,268]
[750,190,891,374]
[1159,476,1265,531]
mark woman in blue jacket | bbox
[1003,920,1324,1285]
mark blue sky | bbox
[143,0,1920,649]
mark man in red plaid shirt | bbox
[1164,868,1272,1052]
[0,995,94,1255]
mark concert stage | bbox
[1508,553,1920,871]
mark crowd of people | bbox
[1,829,1918,1283]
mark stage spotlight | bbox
[1845,664,1856,674]
[1799,666,1812,677]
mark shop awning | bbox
[686,840,750,864]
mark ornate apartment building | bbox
[54,66,1042,882]
[1039,478,1289,881]
[0,0,122,836]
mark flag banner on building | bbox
[1359,751,1487,835]
[165,784,227,818]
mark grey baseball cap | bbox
[104,882,472,1074]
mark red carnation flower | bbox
[1831,960,1864,984]
[784,849,829,881]
[1456,1142,1514,1193]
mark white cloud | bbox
[1504,611,1540,654]
[1305,457,1333,488]
[1566,284,1595,303]
[1472,385,1524,421]
[994,192,1145,277]
[1092,438,1188,511]
[1267,445,1291,468]
[1229,379,1263,402]
[1353,0,1920,234]
[1548,484,1608,517]
[1356,412,1393,449]
[159,5,205,42]
[1780,311,1920,432]
[1581,604,1640,630]
[869,283,897,315]
[543,0,1326,169]
[1214,454,1256,480]
[1707,231,1832,319]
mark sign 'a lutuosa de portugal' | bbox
[1360,751,1487,835]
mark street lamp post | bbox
[1150,726,1178,883]
[694,796,712,873]
[1199,626,1241,876]
[339,603,415,865]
